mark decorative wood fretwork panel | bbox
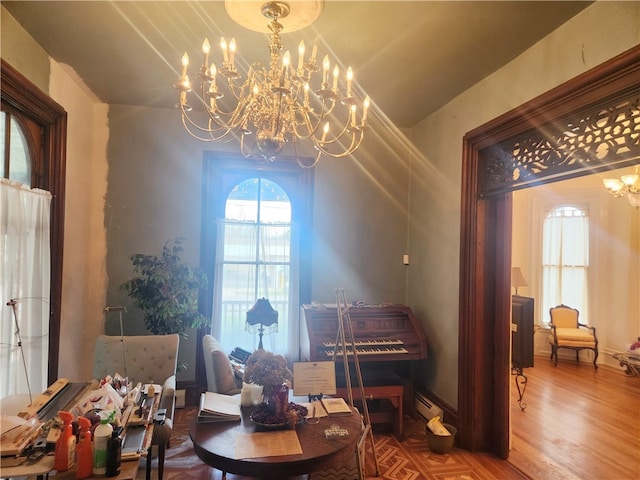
[479,94,640,197]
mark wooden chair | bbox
[548,304,598,369]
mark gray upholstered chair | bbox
[202,335,242,395]
[93,334,179,480]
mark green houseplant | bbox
[121,237,208,339]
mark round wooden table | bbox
[190,405,362,478]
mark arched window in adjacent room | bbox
[541,205,590,323]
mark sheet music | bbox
[234,430,302,459]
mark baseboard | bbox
[176,380,203,407]
[417,389,457,426]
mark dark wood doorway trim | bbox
[458,45,640,458]
[1,59,67,385]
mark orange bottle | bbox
[54,411,76,472]
[76,416,93,479]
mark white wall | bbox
[48,63,109,381]
[407,2,640,407]
[1,6,110,382]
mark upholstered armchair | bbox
[202,335,242,395]
[93,334,179,480]
[548,304,598,369]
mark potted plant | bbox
[121,237,208,339]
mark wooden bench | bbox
[336,383,404,439]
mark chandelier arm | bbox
[318,119,354,147]
[240,133,258,158]
[313,130,364,158]
[181,114,230,142]
[289,99,333,141]
[290,135,321,168]
[181,103,244,143]
[203,95,256,136]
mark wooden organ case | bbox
[300,303,428,438]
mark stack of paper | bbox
[320,397,352,416]
[197,392,241,423]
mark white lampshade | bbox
[511,267,528,294]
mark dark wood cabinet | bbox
[512,295,534,369]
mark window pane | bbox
[226,179,259,221]
[259,179,291,223]
[221,263,256,301]
[8,116,31,185]
[259,225,291,263]
[542,205,589,324]
[223,223,257,262]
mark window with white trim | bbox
[541,205,589,324]
[212,177,294,356]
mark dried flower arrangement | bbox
[243,349,293,398]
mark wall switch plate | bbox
[403,254,410,265]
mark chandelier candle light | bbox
[602,164,640,208]
[176,1,370,168]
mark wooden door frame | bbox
[1,60,67,385]
[458,45,640,458]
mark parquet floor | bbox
[143,408,525,479]
[140,357,639,480]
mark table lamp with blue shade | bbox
[246,298,278,350]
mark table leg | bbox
[511,367,527,411]
[146,445,152,480]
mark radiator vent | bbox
[415,391,443,421]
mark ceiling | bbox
[3,1,592,128]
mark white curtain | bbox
[212,219,297,358]
[0,179,52,399]
[542,212,589,324]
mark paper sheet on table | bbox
[301,400,328,419]
[235,430,302,459]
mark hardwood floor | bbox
[509,356,640,480]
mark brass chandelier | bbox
[176,1,370,168]
[602,164,640,208]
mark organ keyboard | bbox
[300,303,428,439]
[300,303,428,363]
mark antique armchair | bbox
[548,304,598,369]
[93,334,179,480]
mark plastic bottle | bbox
[54,411,76,472]
[76,416,94,479]
[106,427,122,477]
[93,411,114,475]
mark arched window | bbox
[541,205,589,322]
[1,111,32,185]
[200,154,313,377]
[213,178,294,354]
